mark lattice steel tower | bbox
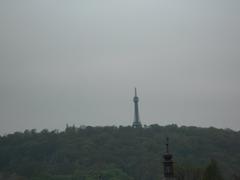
[132,88,142,128]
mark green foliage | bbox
[175,165,204,180]
[203,159,224,180]
[232,174,240,180]
[73,165,133,180]
[0,125,239,180]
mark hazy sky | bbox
[1,0,240,134]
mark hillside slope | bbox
[0,125,239,180]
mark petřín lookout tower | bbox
[132,88,142,128]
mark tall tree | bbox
[203,159,224,180]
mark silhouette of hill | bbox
[0,124,239,180]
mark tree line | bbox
[0,124,239,180]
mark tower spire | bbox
[166,137,169,153]
[163,137,175,179]
[132,88,142,128]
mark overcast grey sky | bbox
[0,0,240,134]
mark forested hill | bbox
[0,125,240,180]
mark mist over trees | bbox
[0,125,239,180]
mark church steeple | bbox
[163,137,175,179]
[132,88,142,128]
[166,137,169,153]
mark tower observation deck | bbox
[132,88,142,128]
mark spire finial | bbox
[166,137,169,153]
[135,87,137,97]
